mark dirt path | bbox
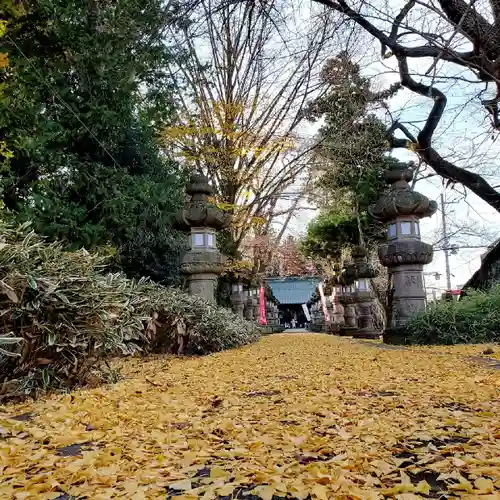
[1,334,499,499]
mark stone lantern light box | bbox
[190,229,216,250]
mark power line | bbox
[440,193,453,290]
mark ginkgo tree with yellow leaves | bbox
[164,100,295,249]
[161,0,348,257]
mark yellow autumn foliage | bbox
[163,99,295,170]
[1,334,499,499]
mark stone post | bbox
[174,174,231,303]
[352,246,379,339]
[369,161,437,344]
[230,282,245,318]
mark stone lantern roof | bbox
[352,246,377,280]
[368,162,437,223]
[174,174,232,231]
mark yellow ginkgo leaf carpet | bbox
[1,334,500,500]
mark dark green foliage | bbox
[0,0,186,283]
[301,210,385,260]
[404,286,500,345]
[0,224,260,401]
[301,54,399,259]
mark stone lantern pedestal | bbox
[369,162,437,344]
[174,174,231,303]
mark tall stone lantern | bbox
[369,162,437,344]
[352,246,379,339]
[174,174,231,303]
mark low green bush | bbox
[0,223,260,400]
[404,286,500,345]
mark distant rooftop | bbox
[266,276,322,305]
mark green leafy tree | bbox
[302,54,399,259]
[0,0,187,283]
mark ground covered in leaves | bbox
[1,334,499,499]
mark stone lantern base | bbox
[339,325,357,336]
[352,291,380,340]
[382,326,411,345]
[353,328,380,340]
[339,299,357,336]
[327,323,341,335]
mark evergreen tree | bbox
[0,0,187,283]
[302,54,400,259]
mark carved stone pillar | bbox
[369,161,437,344]
[352,246,379,339]
[174,174,231,303]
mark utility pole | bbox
[440,193,452,291]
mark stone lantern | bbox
[369,161,437,344]
[339,264,357,336]
[252,287,260,322]
[230,282,245,318]
[244,289,254,321]
[330,265,345,333]
[174,174,231,303]
[352,246,379,339]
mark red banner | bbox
[259,286,267,325]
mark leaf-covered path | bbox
[1,334,500,499]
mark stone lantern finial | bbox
[369,161,438,344]
[174,174,232,303]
